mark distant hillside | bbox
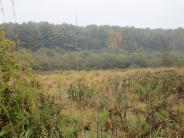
[1,22,184,51]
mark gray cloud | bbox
[0,0,184,28]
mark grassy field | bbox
[35,67,184,137]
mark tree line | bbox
[1,22,184,70]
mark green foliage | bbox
[0,30,35,137]
[2,23,184,52]
[33,48,184,70]
[1,23,184,70]
[0,31,63,137]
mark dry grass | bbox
[34,67,184,137]
[36,67,184,95]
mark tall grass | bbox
[36,68,184,137]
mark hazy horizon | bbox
[0,0,184,29]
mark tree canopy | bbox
[1,22,184,52]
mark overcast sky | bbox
[0,0,184,28]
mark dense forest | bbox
[2,22,184,51]
[1,22,184,70]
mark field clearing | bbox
[35,67,184,137]
[36,67,184,95]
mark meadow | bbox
[1,29,184,137]
[35,68,184,138]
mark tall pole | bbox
[75,10,78,26]
[75,10,79,72]
[0,0,5,22]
